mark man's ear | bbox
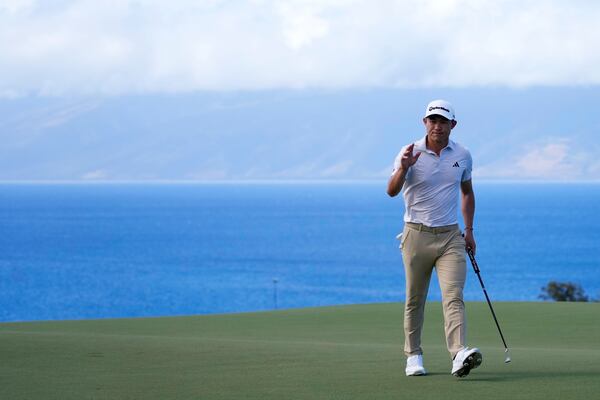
[451,120,458,129]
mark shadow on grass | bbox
[457,371,598,383]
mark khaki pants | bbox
[400,222,466,359]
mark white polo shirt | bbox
[392,136,472,227]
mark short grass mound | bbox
[1,302,599,400]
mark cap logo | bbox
[429,106,450,113]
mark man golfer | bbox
[387,99,482,378]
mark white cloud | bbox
[279,3,330,50]
[0,0,35,15]
[516,143,572,177]
[320,160,353,177]
[82,169,109,180]
[475,139,600,181]
[1,0,600,95]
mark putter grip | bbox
[467,249,480,273]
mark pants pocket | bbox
[399,228,411,250]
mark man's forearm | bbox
[461,192,475,229]
[387,168,407,197]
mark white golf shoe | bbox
[405,354,427,376]
[451,347,482,378]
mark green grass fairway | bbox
[2,302,599,399]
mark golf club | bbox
[466,247,511,364]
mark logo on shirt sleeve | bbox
[452,162,460,167]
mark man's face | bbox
[423,115,456,144]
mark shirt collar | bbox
[414,136,456,153]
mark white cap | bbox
[424,99,455,121]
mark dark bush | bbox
[539,281,589,302]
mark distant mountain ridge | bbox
[1,88,598,181]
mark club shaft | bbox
[467,250,509,351]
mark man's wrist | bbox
[464,227,473,231]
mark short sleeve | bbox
[461,151,473,182]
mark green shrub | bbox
[539,281,589,302]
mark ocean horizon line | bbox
[1,179,600,185]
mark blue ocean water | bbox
[0,182,599,322]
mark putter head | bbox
[504,349,511,363]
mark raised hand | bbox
[387,143,422,197]
[400,143,421,170]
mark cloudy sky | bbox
[2,0,600,94]
[1,0,599,181]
